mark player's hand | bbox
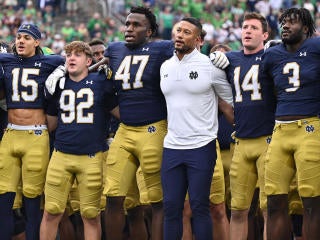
[264,39,282,51]
[98,64,112,80]
[45,65,66,95]
[210,51,229,69]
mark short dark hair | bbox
[279,7,315,38]
[130,6,158,36]
[200,29,207,41]
[243,12,268,33]
[181,17,202,35]
[88,38,105,47]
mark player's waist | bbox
[275,116,319,126]
[7,123,47,130]
[276,115,318,121]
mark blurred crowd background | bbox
[1,0,320,56]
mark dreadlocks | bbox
[279,8,315,38]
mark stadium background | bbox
[0,0,319,55]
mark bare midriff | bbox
[8,109,46,125]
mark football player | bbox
[212,12,277,240]
[40,41,119,240]
[0,24,64,239]
[101,6,174,240]
[263,7,320,239]
[88,38,149,240]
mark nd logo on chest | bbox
[189,71,198,80]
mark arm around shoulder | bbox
[212,66,233,106]
[218,98,234,125]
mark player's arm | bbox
[218,98,234,125]
[45,89,60,133]
[88,57,110,72]
[212,66,233,106]
[109,105,120,120]
[0,65,5,100]
[0,89,5,100]
[46,114,58,133]
[45,65,66,96]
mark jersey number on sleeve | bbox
[60,88,94,124]
[115,55,149,90]
[233,65,261,102]
[11,68,40,102]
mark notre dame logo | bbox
[189,71,198,80]
[306,125,315,133]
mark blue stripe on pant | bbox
[161,139,217,240]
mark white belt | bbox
[7,123,47,130]
[275,120,298,124]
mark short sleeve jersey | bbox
[262,38,320,117]
[47,72,117,155]
[225,49,276,138]
[0,53,64,109]
[105,40,174,126]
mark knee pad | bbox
[45,202,63,215]
[147,188,162,203]
[23,185,43,198]
[124,196,139,210]
[81,206,99,219]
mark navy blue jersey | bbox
[226,49,276,138]
[105,40,174,126]
[48,72,117,155]
[0,53,64,109]
[217,114,234,150]
[263,38,320,117]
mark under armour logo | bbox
[142,47,149,51]
[148,126,156,133]
[164,74,168,78]
[86,80,93,85]
[21,24,31,29]
[256,57,262,61]
[306,125,314,133]
[34,62,41,67]
[299,51,307,57]
[189,71,198,80]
